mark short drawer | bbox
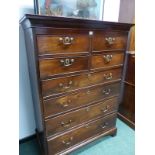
[93,31,128,52]
[41,68,122,98]
[43,82,120,118]
[39,56,88,79]
[47,113,117,155]
[91,53,124,69]
[45,97,118,137]
[37,34,89,55]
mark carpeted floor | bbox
[19,119,135,155]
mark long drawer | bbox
[41,68,122,98]
[39,56,89,79]
[43,82,121,118]
[47,113,117,155]
[91,53,124,70]
[45,97,118,137]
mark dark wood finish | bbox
[125,53,135,84]
[118,52,135,129]
[20,14,133,155]
[56,128,117,155]
[47,113,117,155]
[91,52,124,70]
[39,56,89,79]
[43,82,121,118]
[41,68,122,98]
[45,97,118,137]
[93,31,128,52]
[37,33,89,55]
[117,113,135,129]
[35,28,91,35]
[119,83,135,121]
[20,14,133,30]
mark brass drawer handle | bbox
[86,107,90,112]
[101,105,110,113]
[105,37,115,45]
[87,73,91,78]
[61,120,72,128]
[59,37,74,45]
[60,58,75,67]
[103,88,111,95]
[60,99,72,108]
[86,90,91,95]
[103,55,113,63]
[104,73,113,80]
[101,122,108,129]
[85,124,90,128]
[62,137,73,145]
[59,81,73,89]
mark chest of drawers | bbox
[20,14,133,155]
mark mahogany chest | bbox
[20,14,133,155]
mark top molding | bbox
[20,14,134,31]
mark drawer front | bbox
[45,97,118,136]
[41,68,122,98]
[37,34,89,55]
[93,31,128,52]
[91,53,124,69]
[39,56,88,79]
[47,113,117,155]
[43,82,120,118]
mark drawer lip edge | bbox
[43,80,121,101]
[90,64,124,72]
[41,67,123,81]
[38,54,90,60]
[45,100,118,121]
[46,113,117,141]
[43,79,122,100]
[44,95,120,119]
[45,110,118,138]
[40,70,89,81]
[92,49,126,53]
[41,66,123,81]
[38,52,90,57]
[54,127,117,155]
